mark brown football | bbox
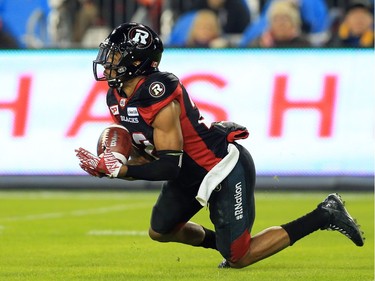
[97,124,132,164]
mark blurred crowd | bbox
[0,0,374,49]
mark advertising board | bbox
[0,49,373,177]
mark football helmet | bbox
[93,22,164,88]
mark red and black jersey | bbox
[106,71,228,181]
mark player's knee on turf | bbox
[148,227,163,241]
[215,232,251,265]
[149,227,172,242]
[228,259,249,269]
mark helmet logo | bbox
[149,82,165,98]
[128,27,152,49]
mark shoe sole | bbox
[322,193,364,246]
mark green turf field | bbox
[0,190,373,281]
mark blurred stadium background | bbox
[0,48,373,191]
[0,0,374,191]
[0,3,373,281]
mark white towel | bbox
[195,143,240,207]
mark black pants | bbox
[209,144,256,262]
[151,144,256,262]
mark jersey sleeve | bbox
[135,72,182,125]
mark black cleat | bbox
[218,259,231,268]
[318,193,364,246]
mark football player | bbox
[75,22,364,268]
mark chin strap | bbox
[108,78,123,88]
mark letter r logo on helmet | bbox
[132,29,149,45]
[128,27,152,49]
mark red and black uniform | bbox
[106,71,256,263]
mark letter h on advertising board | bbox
[269,75,337,137]
[0,76,31,137]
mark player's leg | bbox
[148,180,216,249]
[229,190,331,268]
[210,144,364,268]
[230,206,330,267]
[230,226,290,267]
[149,221,215,247]
[231,192,364,268]
[209,143,257,265]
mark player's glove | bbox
[75,147,122,178]
[211,121,249,142]
[100,148,123,178]
[75,147,103,177]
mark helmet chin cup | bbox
[108,78,123,88]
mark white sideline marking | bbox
[0,191,153,200]
[87,230,148,236]
[0,203,149,222]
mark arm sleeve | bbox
[125,150,183,181]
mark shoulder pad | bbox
[144,72,179,99]
[132,72,180,107]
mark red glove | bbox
[75,147,102,177]
[75,147,123,178]
[100,148,123,178]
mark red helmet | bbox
[93,22,164,88]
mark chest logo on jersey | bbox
[110,105,119,115]
[119,98,127,108]
[149,82,165,98]
[127,107,139,116]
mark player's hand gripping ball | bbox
[75,124,133,178]
[97,124,133,164]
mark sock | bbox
[198,227,217,250]
[281,207,329,245]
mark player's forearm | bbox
[117,150,183,181]
[118,161,179,181]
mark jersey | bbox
[106,72,256,262]
[106,71,229,183]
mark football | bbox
[97,124,133,164]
